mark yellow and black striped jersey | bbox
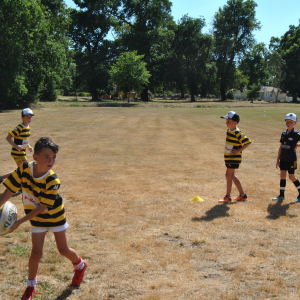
[3,162,66,228]
[224,127,251,165]
[8,124,30,157]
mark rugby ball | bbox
[0,201,17,236]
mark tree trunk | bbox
[220,80,227,101]
[180,89,184,99]
[128,85,131,103]
[91,90,98,101]
[292,90,297,103]
[141,88,149,101]
[190,94,195,102]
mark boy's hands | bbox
[28,145,33,153]
[9,220,21,233]
[15,145,23,151]
[276,161,280,169]
[231,149,240,154]
[231,144,250,155]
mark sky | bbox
[64,0,300,45]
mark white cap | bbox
[22,108,35,116]
[220,111,240,123]
[285,113,297,122]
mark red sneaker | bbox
[233,193,248,201]
[72,260,87,286]
[21,286,41,300]
[218,195,232,203]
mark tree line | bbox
[0,0,299,108]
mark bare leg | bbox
[54,230,79,263]
[16,161,25,166]
[225,168,235,196]
[28,232,47,280]
[289,173,297,182]
[232,174,244,195]
[280,170,287,180]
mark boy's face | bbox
[286,119,297,130]
[22,114,33,126]
[33,148,57,172]
[226,119,238,130]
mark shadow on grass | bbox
[55,284,79,300]
[266,199,297,219]
[191,203,233,222]
[96,102,137,107]
[57,99,90,102]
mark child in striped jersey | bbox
[6,108,35,196]
[6,108,34,166]
[218,111,251,203]
[0,137,87,300]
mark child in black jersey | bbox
[272,113,300,202]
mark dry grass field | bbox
[1,101,300,299]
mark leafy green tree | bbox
[70,0,121,100]
[266,51,286,102]
[171,15,215,102]
[239,43,269,87]
[246,83,261,102]
[233,69,249,94]
[109,51,151,103]
[0,0,71,108]
[271,24,300,102]
[117,0,174,100]
[38,0,72,101]
[212,0,261,100]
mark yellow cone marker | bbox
[190,196,204,202]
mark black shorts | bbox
[225,163,239,169]
[280,160,297,174]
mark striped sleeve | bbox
[3,165,24,193]
[8,125,21,138]
[39,173,61,208]
[236,130,251,145]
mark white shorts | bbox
[30,222,69,233]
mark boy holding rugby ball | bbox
[0,137,87,300]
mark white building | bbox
[233,86,292,102]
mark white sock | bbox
[73,257,85,270]
[26,276,37,289]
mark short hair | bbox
[34,137,59,155]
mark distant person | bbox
[272,113,300,202]
[219,111,252,203]
[6,108,35,196]
[0,137,87,299]
[6,108,35,166]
